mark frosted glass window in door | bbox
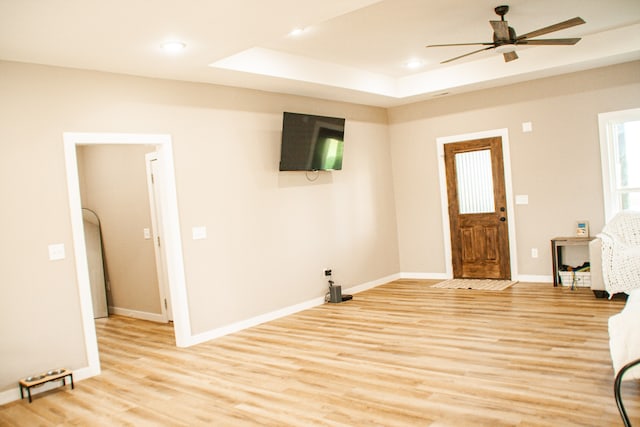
[455,149,495,214]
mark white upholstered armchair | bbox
[589,211,640,297]
[599,211,640,296]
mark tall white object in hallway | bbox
[82,208,108,318]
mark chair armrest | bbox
[589,238,604,290]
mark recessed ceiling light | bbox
[161,41,186,53]
[405,59,424,69]
[288,27,306,37]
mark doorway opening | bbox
[437,128,518,280]
[76,145,172,323]
[64,132,191,378]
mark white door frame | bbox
[64,132,191,377]
[436,128,518,280]
[146,152,173,322]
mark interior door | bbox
[444,137,511,279]
[146,152,173,321]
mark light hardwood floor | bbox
[1,280,638,426]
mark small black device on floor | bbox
[327,275,353,304]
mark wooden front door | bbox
[444,137,510,279]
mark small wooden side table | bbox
[19,369,74,403]
[551,236,594,286]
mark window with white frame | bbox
[598,108,640,222]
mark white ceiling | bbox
[1,0,639,107]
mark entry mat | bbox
[432,278,517,291]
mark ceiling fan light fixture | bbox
[495,44,516,54]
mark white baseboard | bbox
[0,366,96,405]
[184,272,555,347]
[401,272,553,284]
[1,274,403,404]
[343,273,401,294]
[517,274,553,283]
[187,273,401,347]
[0,271,558,405]
[188,296,326,346]
[109,306,165,323]
[400,272,449,280]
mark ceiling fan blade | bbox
[503,51,518,62]
[427,42,494,47]
[517,17,585,40]
[441,46,495,64]
[490,20,510,41]
[518,38,581,45]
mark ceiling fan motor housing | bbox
[493,26,517,43]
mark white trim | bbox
[108,306,167,323]
[517,274,553,283]
[599,113,614,222]
[186,273,400,347]
[63,132,191,386]
[401,272,550,283]
[598,108,640,223]
[400,272,449,280]
[189,296,326,346]
[343,273,400,294]
[436,128,518,280]
[63,138,101,380]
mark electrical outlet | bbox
[531,248,539,258]
[323,268,332,277]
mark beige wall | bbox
[0,60,398,393]
[388,60,640,277]
[77,145,161,316]
[1,57,638,397]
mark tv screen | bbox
[279,112,345,171]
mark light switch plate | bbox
[48,243,66,261]
[192,226,207,240]
[522,121,533,133]
[143,228,151,239]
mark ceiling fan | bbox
[426,5,586,64]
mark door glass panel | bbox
[455,149,495,214]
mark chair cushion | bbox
[609,289,640,380]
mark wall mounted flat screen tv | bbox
[279,112,345,171]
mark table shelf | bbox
[19,369,73,403]
[551,236,594,287]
